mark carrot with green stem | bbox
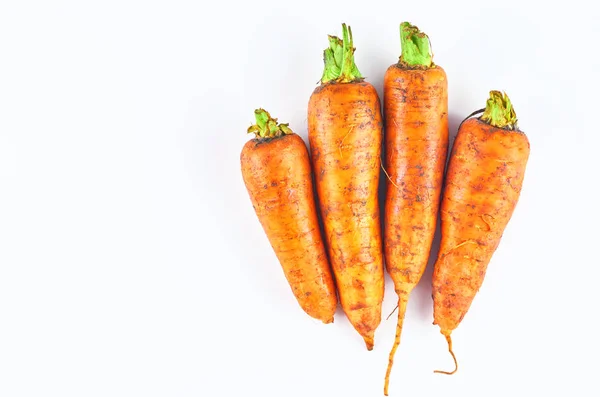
[241,109,338,324]
[308,23,384,350]
[432,91,530,374]
[382,22,448,395]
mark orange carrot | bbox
[432,91,530,374]
[308,24,384,350]
[382,22,448,395]
[241,109,338,324]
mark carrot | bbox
[382,22,448,395]
[241,109,338,324]
[307,23,384,350]
[432,91,530,374]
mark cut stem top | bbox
[247,109,293,139]
[480,91,518,130]
[399,22,433,68]
[321,23,363,84]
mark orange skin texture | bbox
[308,81,384,350]
[384,64,448,295]
[382,64,448,394]
[433,118,530,335]
[241,133,338,324]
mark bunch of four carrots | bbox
[241,22,530,395]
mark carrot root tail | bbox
[383,295,409,396]
[363,334,374,351]
[434,333,458,375]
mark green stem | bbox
[247,109,293,139]
[321,23,363,84]
[480,91,518,130]
[399,22,433,68]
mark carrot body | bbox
[308,81,384,349]
[432,110,530,371]
[384,65,448,296]
[241,132,338,323]
[383,64,448,393]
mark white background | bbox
[1,1,599,396]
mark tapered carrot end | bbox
[363,333,375,351]
[321,316,334,325]
[434,332,458,375]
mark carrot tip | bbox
[363,335,374,351]
[434,333,458,375]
